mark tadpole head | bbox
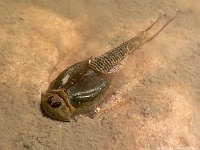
[41,91,72,121]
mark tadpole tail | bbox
[143,16,161,32]
[89,11,179,74]
[145,10,180,43]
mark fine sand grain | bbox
[0,0,200,150]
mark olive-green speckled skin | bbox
[41,60,113,121]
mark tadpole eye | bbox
[51,102,62,108]
[47,96,62,108]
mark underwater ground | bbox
[0,0,200,149]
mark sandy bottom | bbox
[0,0,200,150]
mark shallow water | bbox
[0,0,200,149]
